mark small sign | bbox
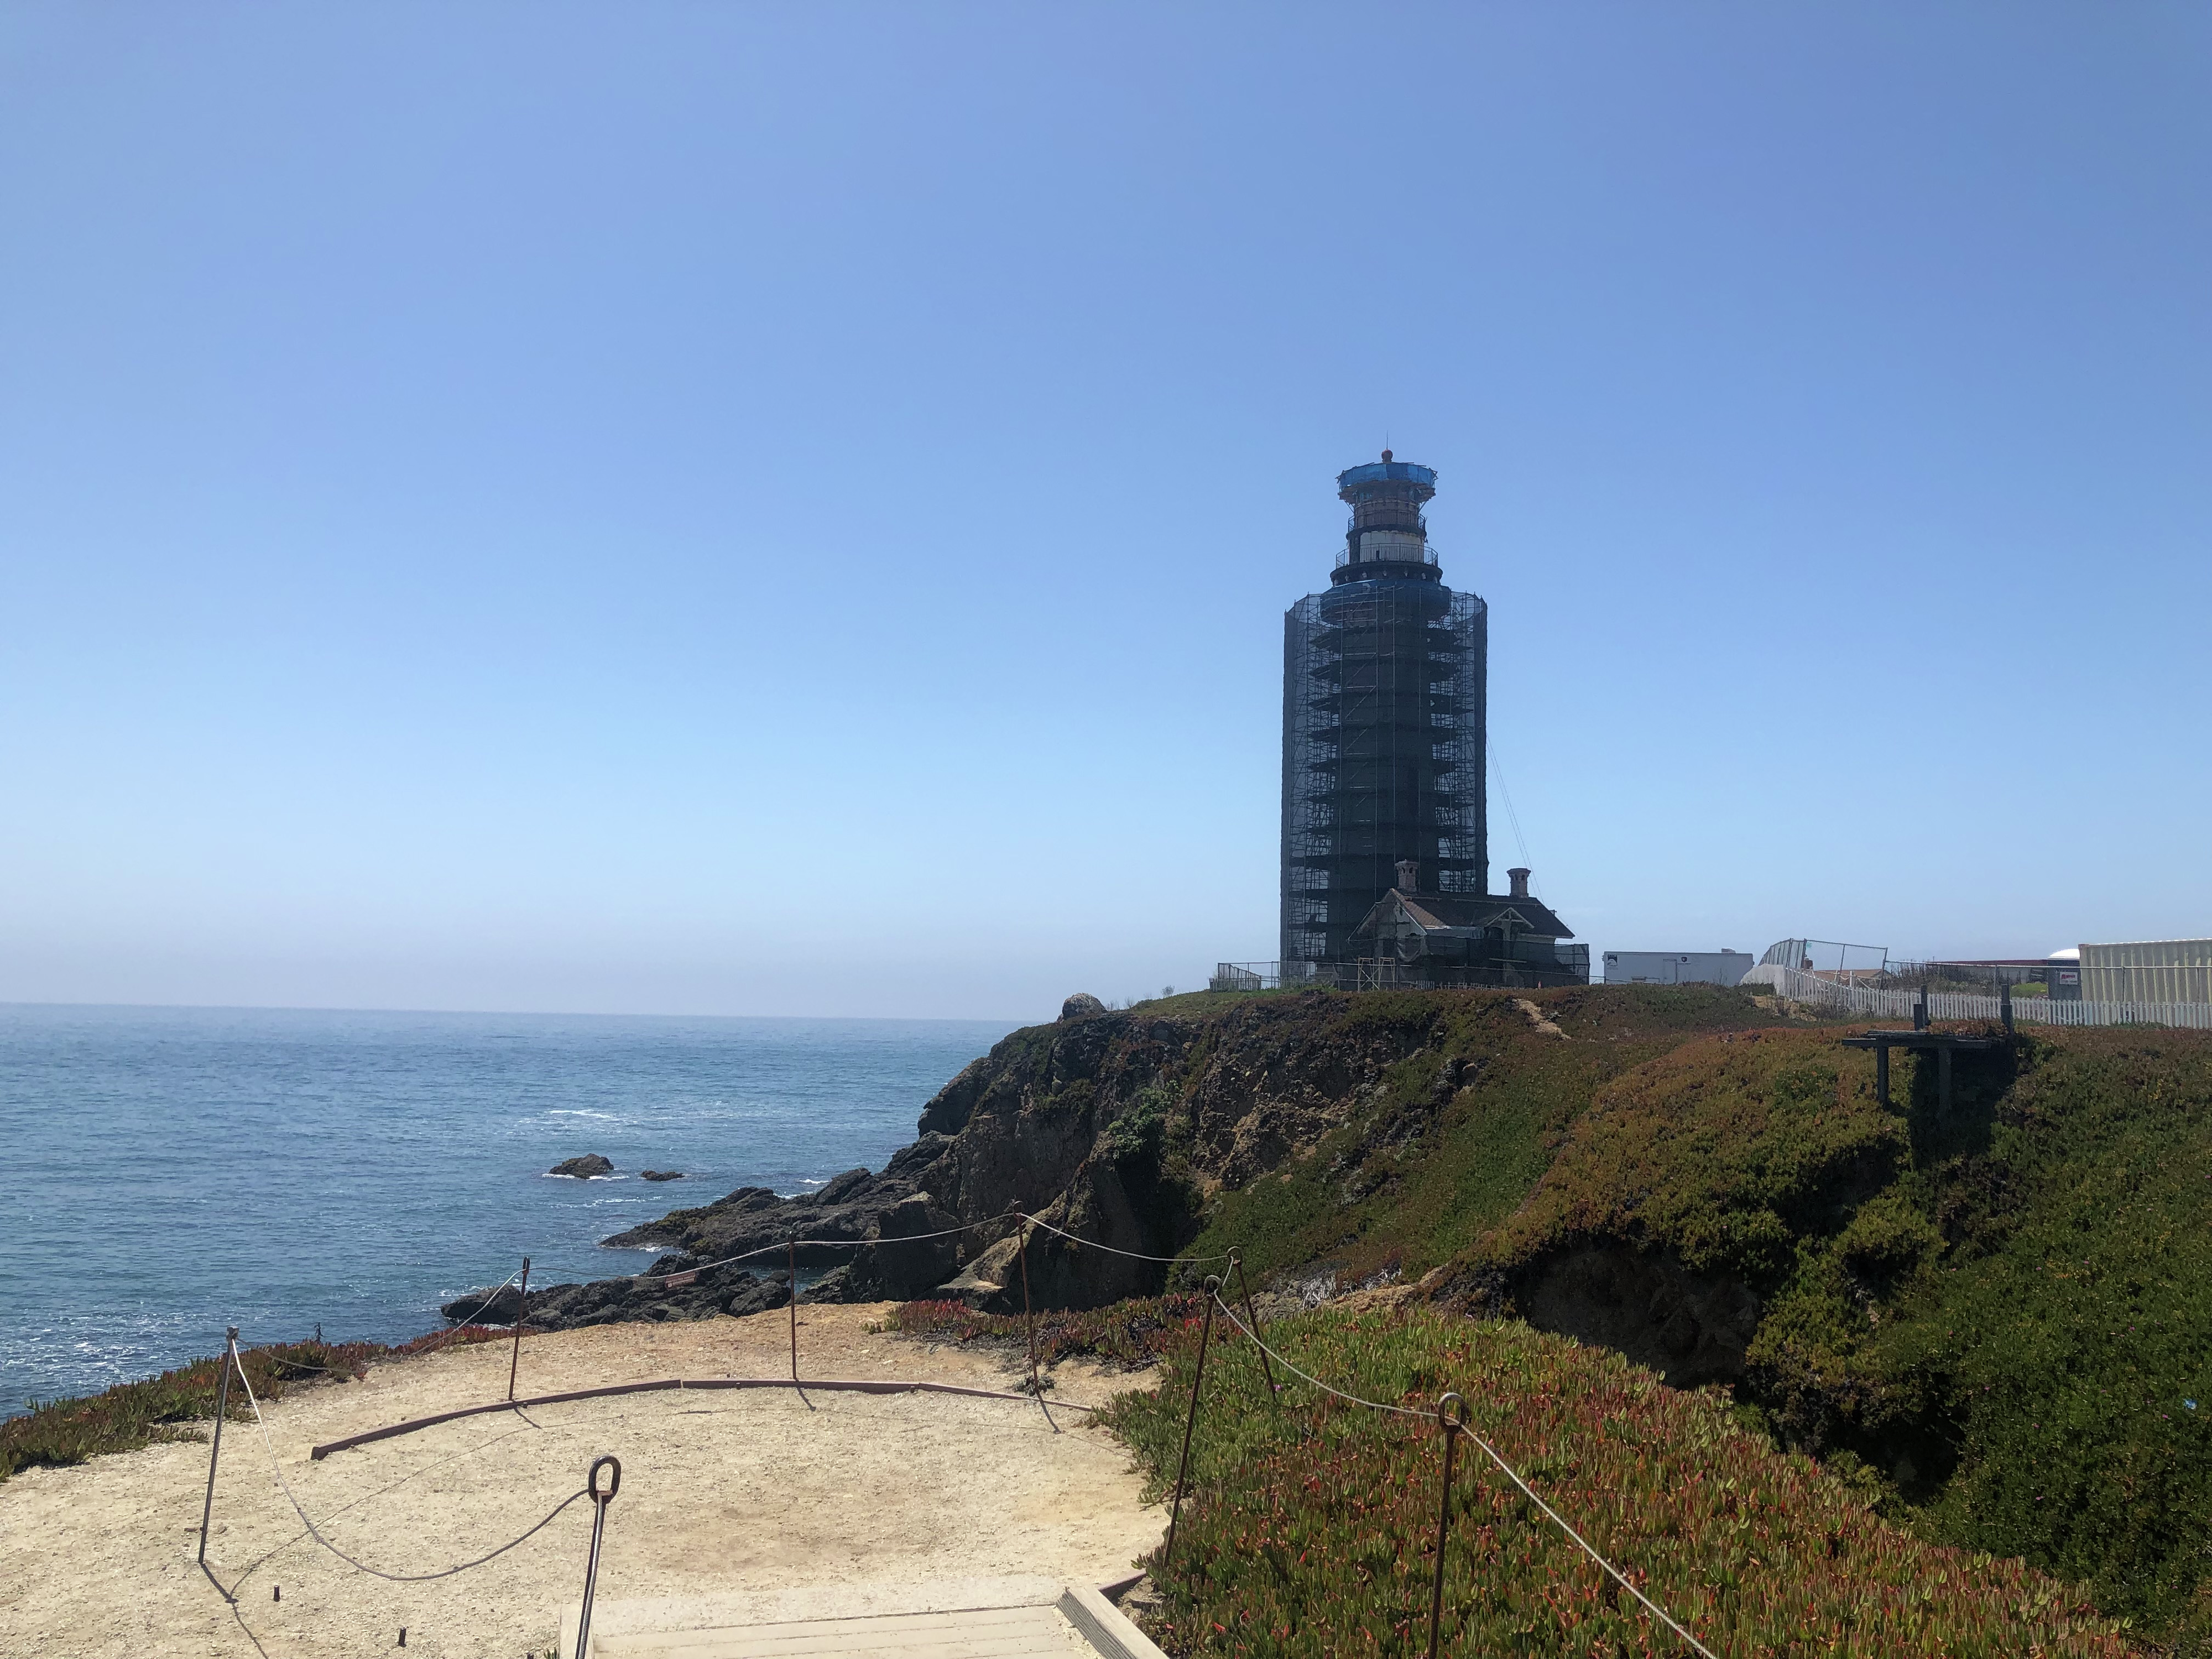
[663,1270,700,1288]
[2058,969,2079,985]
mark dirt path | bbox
[0,1306,1163,1659]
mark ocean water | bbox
[0,1004,1016,1413]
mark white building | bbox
[1601,950,1755,988]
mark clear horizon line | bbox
[0,996,1032,1025]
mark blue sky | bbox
[2,4,2205,1021]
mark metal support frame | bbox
[1161,1276,1220,1575]
[1845,1029,1995,1115]
[507,1255,530,1402]
[574,1455,621,1657]
[196,1326,239,1577]
[787,1241,799,1383]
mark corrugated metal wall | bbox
[2080,939,2212,1004]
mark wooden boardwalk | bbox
[566,1580,1162,1659]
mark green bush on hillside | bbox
[1436,1023,2212,1645]
[1177,987,1796,1292]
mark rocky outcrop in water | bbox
[548,1154,615,1178]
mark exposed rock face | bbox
[639,1170,684,1181]
[441,1255,790,1331]
[441,1282,526,1325]
[601,993,1446,1311]
[1060,993,1107,1021]
[549,1154,615,1178]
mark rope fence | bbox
[621,1204,1232,1286]
[195,1205,1728,1657]
[229,1332,597,1585]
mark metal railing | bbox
[1334,542,1440,570]
[1755,963,2212,1030]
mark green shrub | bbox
[1437,1023,2212,1644]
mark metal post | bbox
[197,1327,239,1571]
[574,1455,621,1658]
[1161,1276,1220,1576]
[2001,978,2014,1037]
[787,1241,798,1383]
[1229,1250,1277,1402]
[507,1255,530,1402]
[1428,1394,1468,1659]
[1939,1044,1953,1119]
[1018,1228,1041,1399]
[1875,1041,1890,1108]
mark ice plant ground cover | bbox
[1103,1303,2130,1658]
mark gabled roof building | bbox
[1349,862,1585,989]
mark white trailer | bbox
[1602,950,1755,988]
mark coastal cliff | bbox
[465,982,1788,1329]
[593,989,1454,1312]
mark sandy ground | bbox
[0,1305,1164,1659]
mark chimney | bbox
[1507,867,1531,899]
[1394,858,1420,893]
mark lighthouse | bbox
[1280,453,1488,966]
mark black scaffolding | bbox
[1281,458,1488,966]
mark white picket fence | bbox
[1756,965,2212,1031]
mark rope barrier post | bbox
[1018,1224,1041,1399]
[573,1455,620,1658]
[1228,1249,1277,1404]
[196,1326,240,1572]
[1428,1393,1468,1659]
[787,1240,798,1383]
[1161,1276,1220,1578]
[507,1255,530,1402]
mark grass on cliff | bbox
[1104,1301,2126,1658]
[1173,985,1809,1293]
[1,1326,519,1482]
[1440,1022,2212,1646]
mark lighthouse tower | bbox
[1280,453,1488,966]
